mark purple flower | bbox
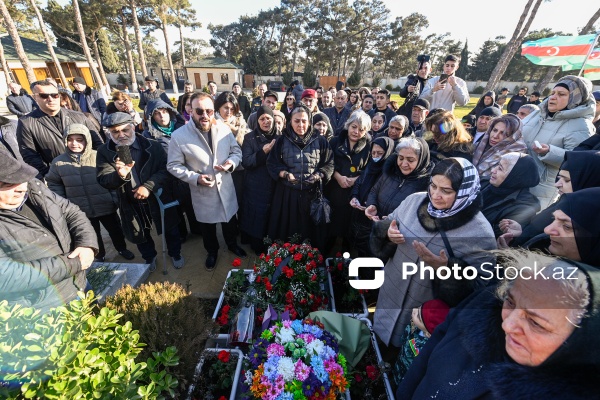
[267,343,285,357]
[302,372,320,396]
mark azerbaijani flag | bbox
[521,34,600,71]
[584,68,600,81]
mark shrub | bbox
[393,86,402,91]
[372,76,383,88]
[105,282,217,393]
[347,71,362,87]
[282,72,293,86]
[385,84,393,91]
[472,86,485,94]
[116,73,129,86]
[0,292,178,399]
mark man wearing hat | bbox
[471,106,502,145]
[461,114,476,130]
[176,80,194,115]
[0,148,98,313]
[17,80,104,177]
[300,89,319,113]
[232,82,251,121]
[398,55,431,119]
[71,76,106,125]
[139,76,173,112]
[408,98,430,136]
[96,112,184,271]
[246,90,278,131]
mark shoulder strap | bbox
[434,220,456,259]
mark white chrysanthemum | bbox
[277,357,296,382]
[244,370,253,385]
[306,338,325,356]
[276,327,295,344]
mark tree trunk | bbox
[0,0,37,85]
[130,0,147,78]
[72,0,104,94]
[121,7,138,93]
[277,36,284,76]
[91,32,111,95]
[27,0,69,88]
[484,0,536,91]
[178,20,186,74]
[162,19,179,95]
[291,45,297,77]
[534,6,600,92]
[0,38,12,86]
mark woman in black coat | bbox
[397,250,600,400]
[266,105,334,250]
[349,137,395,256]
[240,106,279,255]
[365,136,433,220]
[480,152,540,237]
[325,110,372,249]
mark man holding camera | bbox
[420,54,469,112]
[398,55,432,119]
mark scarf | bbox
[256,105,277,137]
[152,120,176,136]
[482,153,539,209]
[428,157,480,218]
[560,150,600,192]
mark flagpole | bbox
[578,31,600,77]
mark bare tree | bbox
[72,0,106,95]
[27,0,69,88]
[129,0,147,78]
[0,0,36,84]
[534,7,600,92]
[484,0,543,92]
[120,7,138,93]
[0,36,12,86]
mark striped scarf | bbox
[427,157,480,218]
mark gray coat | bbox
[0,179,98,313]
[72,87,106,124]
[0,117,21,160]
[167,119,242,223]
[6,90,37,117]
[372,192,496,347]
[46,126,116,218]
[522,98,595,206]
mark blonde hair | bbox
[424,110,472,153]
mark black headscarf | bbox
[312,112,334,140]
[256,105,277,137]
[482,153,539,209]
[560,150,600,192]
[354,137,395,202]
[555,187,600,266]
[397,136,432,180]
[285,104,315,146]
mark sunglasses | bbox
[37,93,60,99]
[194,108,214,116]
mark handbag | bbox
[310,180,332,225]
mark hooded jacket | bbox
[46,126,117,218]
[72,86,106,124]
[0,179,98,313]
[468,91,501,118]
[142,99,185,151]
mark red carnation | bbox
[275,257,282,266]
[355,373,363,383]
[366,365,379,380]
[218,350,230,363]
[283,242,291,248]
[336,252,342,257]
[222,304,231,313]
[338,262,343,271]
[265,281,272,291]
[293,253,303,261]
[256,275,262,283]
[265,255,271,262]
[311,274,317,281]
[232,258,242,267]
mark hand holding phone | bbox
[116,145,133,165]
[439,73,449,84]
[534,140,541,149]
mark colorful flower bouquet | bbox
[241,319,349,400]
[326,255,368,317]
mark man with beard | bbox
[96,112,184,271]
[167,92,245,270]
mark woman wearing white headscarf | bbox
[523,75,596,208]
[371,158,496,348]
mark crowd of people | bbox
[2,52,600,398]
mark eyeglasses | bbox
[36,93,60,99]
[194,108,214,116]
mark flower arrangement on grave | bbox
[191,350,240,400]
[241,319,349,400]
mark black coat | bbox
[397,285,599,400]
[366,154,432,218]
[467,91,501,118]
[17,108,104,177]
[240,128,278,239]
[6,90,37,117]
[96,134,178,243]
[0,117,21,160]
[397,74,428,119]
[427,140,473,162]
[138,89,173,113]
[0,179,98,313]
[481,182,540,238]
[323,106,351,136]
[326,130,371,236]
[72,86,107,124]
[237,94,252,121]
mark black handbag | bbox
[310,181,332,225]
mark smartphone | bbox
[439,74,449,84]
[205,176,213,182]
[115,145,133,164]
[534,140,541,149]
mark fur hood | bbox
[417,194,482,232]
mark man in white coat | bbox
[167,92,246,270]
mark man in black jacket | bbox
[176,80,195,114]
[0,116,20,159]
[0,149,97,313]
[232,82,251,120]
[6,82,37,117]
[16,80,104,178]
[96,112,183,271]
[507,87,528,114]
[138,76,174,113]
[71,76,107,125]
